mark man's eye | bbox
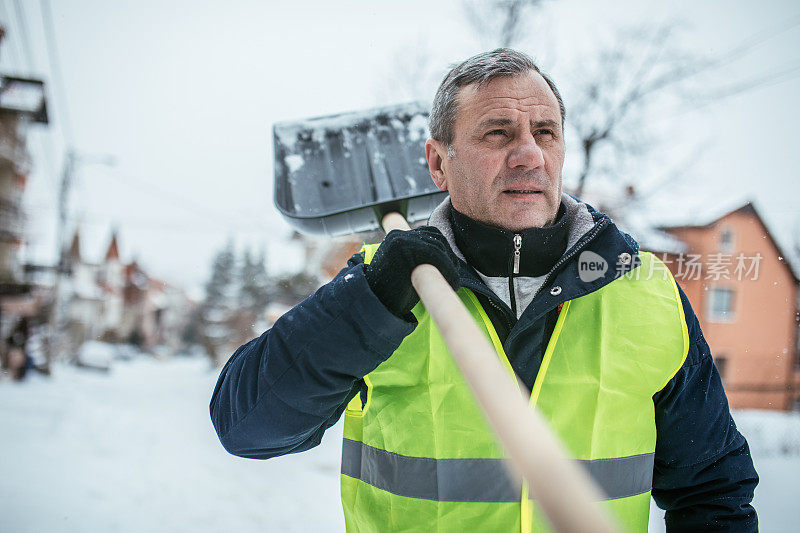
[486,129,507,137]
[535,129,554,137]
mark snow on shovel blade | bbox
[273,102,447,236]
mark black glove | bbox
[364,226,461,320]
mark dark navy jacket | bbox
[210,204,758,532]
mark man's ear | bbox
[425,138,449,191]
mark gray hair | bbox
[429,48,565,147]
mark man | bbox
[211,49,758,531]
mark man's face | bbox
[426,71,565,232]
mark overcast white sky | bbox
[1,0,799,291]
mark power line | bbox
[53,213,274,235]
[645,57,800,125]
[11,0,34,71]
[710,13,800,70]
[105,168,252,228]
[24,158,277,248]
[54,163,274,233]
[705,62,800,100]
[39,0,72,145]
[25,201,280,237]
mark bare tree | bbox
[376,1,552,105]
[374,39,441,105]
[567,23,709,199]
[566,18,800,202]
[463,0,550,49]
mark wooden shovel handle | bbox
[381,212,620,533]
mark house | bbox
[61,231,106,350]
[118,262,191,352]
[61,229,191,355]
[0,71,48,353]
[97,232,125,336]
[651,202,800,411]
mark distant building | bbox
[0,71,49,358]
[61,231,105,349]
[61,228,191,355]
[0,75,47,284]
[97,232,125,335]
[653,202,800,411]
[0,119,29,284]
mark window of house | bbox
[719,227,735,253]
[706,287,736,322]
[714,355,728,382]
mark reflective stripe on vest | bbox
[342,247,689,533]
[342,438,654,503]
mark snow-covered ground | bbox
[1,356,797,532]
[647,410,800,532]
[0,356,343,532]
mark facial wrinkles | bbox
[481,95,556,114]
[465,94,560,136]
[467,102,561,186]
[473,104,560,179]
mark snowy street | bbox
[1,356,798,532]
[0,357,344,532]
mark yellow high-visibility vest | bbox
[342,246,688,532]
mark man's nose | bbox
[507,133,545,169]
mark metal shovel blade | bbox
[273,102,447,236]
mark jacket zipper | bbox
[502,218,609,350]
[483,292,514,333]
[513,234,522,274]
[459,276,514,334]
[509,234,522,317]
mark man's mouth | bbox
[504,189,543,194]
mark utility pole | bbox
[47,149,75,362]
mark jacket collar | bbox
[449,203,569,277]
[429,193,599,262]
[427,193,640,323]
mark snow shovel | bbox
[273,103,621,533]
